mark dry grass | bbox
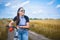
[30,20,60,40]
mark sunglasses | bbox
[20,10,25,13]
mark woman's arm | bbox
[9,20,14,27]
[9,16,17,27]
[22,22,30,28]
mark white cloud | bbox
[20,1,30,7]
[48,0,55,5]
[32,11,37,14]
[11,5,19,8]
[32,10,43,14]
[38,10,43,13]
[56,4,60,8]
[10,0,30,9]
[5,2,11,7]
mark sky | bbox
[0,0,60,19]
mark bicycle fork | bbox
[14,29,19,40]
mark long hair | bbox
[16,7,25,25]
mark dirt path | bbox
[7,30,51,40]
[29,30,51,40]
[7,31,14,40]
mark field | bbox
[0,19,60,40]
[0,19,8,40]
[30,20,60,40]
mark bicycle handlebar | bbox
[6,25,17,29]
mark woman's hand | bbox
[9,20,14,27]
[16,26,20,29]
[17,26,23,28]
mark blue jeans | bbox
[14,28,28,40]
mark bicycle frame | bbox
[6,25,19,40]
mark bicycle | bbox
[6,25,19,40]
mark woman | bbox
[9,7,30,40]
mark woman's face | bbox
[19,8,25,16]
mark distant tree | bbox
[44,18,49,20]
[30,18,33,20]
[57,18,60,20]
[39,18,42,20]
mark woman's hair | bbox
[16,7,25,25]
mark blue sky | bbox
[0,0,60,19]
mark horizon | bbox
[0,17,60,19]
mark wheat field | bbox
[0,19,60,40]
[30,20,60,40]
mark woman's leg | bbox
[22,30,28,40]
[18,29,22,40]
